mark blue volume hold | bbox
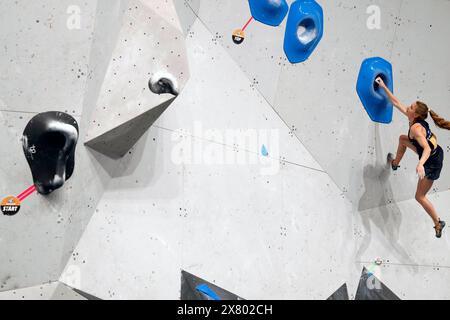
[248,0,289,27]
[196,284,222,300]
[283,0,324,64]
[356,57,394,124]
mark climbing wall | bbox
[0,0,113,292]
[58,15,356,298]
[1,0,450,300]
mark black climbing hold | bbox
[22,111,79,195]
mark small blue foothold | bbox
[356,57,394,124]
[262,145,269,157]
[248,0,289,27]
[283,0,324,64]
[196,284,222,300]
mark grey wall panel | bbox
[273,0,404,207]
[84,0,190,149]
[0,281,89,300]
[173,0,200,36]
[50,282,88,300]
[354,190,450,268]
[378,0,450,203]
[0,0,97,114]
[185,0,288,105]
[181,270,243,300]
[79,0,131,134]
[0,282,58,300]
[1,0,450,301]
[357,262,450,300]
[0,111,112,291]
[60,125,355,300]
[355,267,400,300]
[327,283,349,300]
[153,18,323,172]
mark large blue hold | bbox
[356,57,394,124]
[248,0,289,27]
[284,0,324,64]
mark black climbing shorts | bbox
[424,145,444,181]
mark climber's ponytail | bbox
[430,109,450,130]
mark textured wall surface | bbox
[0,281,87,300]
[0,0,97,115]
[1,0,450,299]
[84,0,190,155]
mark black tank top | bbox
[408,120,438,158]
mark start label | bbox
[232,29,245,45]
[1,196,21,216]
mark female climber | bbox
[376,77,449,238]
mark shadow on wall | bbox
[88,127,155,183]
[54,136,153,273]
[356,125,418,270]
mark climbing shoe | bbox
[387,153,400,171]
[434,220,446,238]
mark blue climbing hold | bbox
[283,0,324,64]
[356,57,394,124]
[196,284,222,300]
[261,145,269,157]
[248,0,289,27]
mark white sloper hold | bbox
[149,71,179,96]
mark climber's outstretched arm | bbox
[375,77,408,116]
